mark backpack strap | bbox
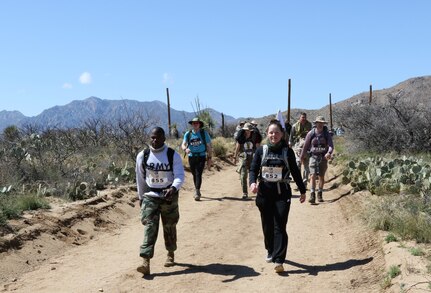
[167,147,175,170]
[200,129,207,152]
[186,129,207,154]
[143,148,150,169]
[142,147,175,174]
[261,145,269,167]
[260,145,290,181]
[281,147,290,180]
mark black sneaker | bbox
[194,189,201,201]
[164,251,175,267]
[308,192,316,204]
[265,253,272,263]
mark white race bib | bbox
[147,170,169,187]
[261,166,283,182]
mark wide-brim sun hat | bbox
[242,122,254,131]
[250,120,258,126]
[188,117,204,127]
[313,116,328,124]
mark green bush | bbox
[385,233,398,243]
[0,212,6,226]
[408,247,424,256]
[388,265,401,278]
[0,194,50,225]
[381,276,392,289]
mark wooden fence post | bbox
[221,113,225,137]
[166,88,171,137]
[287,79,291,124]
[329,93,333,131]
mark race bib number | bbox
[147,170,169,187]
[189,138,202,147]
[262,166,283,182]
[243,141,254,156]
[312,146,326,154]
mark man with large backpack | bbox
[289,113,312,188]
[135,126,185,275]
[181,117,212,201]
[249,120,263,146]
[300,116,334,204]
[233,120,247,143]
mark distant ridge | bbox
[254,75,431,128]
[1,76,430,132]
[0,97,237,133]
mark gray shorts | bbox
[309,155,328,176]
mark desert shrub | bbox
[385,233,398,243]
[211,137,231,158]
[388,265,401,278]
[408,246,424,256]
[335,92,431,154]
[363,194,431,243]
[0,194,50,223]
[381,275,392,289]
[216,122,237,138]
[16,194,50,211]
[0,212,6,226]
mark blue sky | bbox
[1,1,430,119]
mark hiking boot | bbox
[274,263,284,273]
[242,193,248,200]
[164,251,175,267]
[317,191,324,202]
[308,192,316,204]
[137,257,150,275]
[194,189,201,201]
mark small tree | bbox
[191,96,216,136]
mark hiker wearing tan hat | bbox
[300,116,334,204]
[249,120,263,146]
[181,117,213,201]
[233,122,258,199]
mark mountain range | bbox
[0,97,237,133]
[1,75,430,132]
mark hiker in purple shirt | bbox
[300,116,334,204]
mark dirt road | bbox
[1,159,385,292]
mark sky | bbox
[1,0,430,119]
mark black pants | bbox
[188,156,206,190]
[255,184,292,264]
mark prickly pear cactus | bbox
[343,155,431,195]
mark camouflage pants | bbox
[297,154,310,185]
[239,155,252,194]
[294,144,309,185]
[139,194,179,258]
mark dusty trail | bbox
[1,160,384,293]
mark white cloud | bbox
[63,83,73,89]
[79,72,92,84]
[163,72,173,84]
